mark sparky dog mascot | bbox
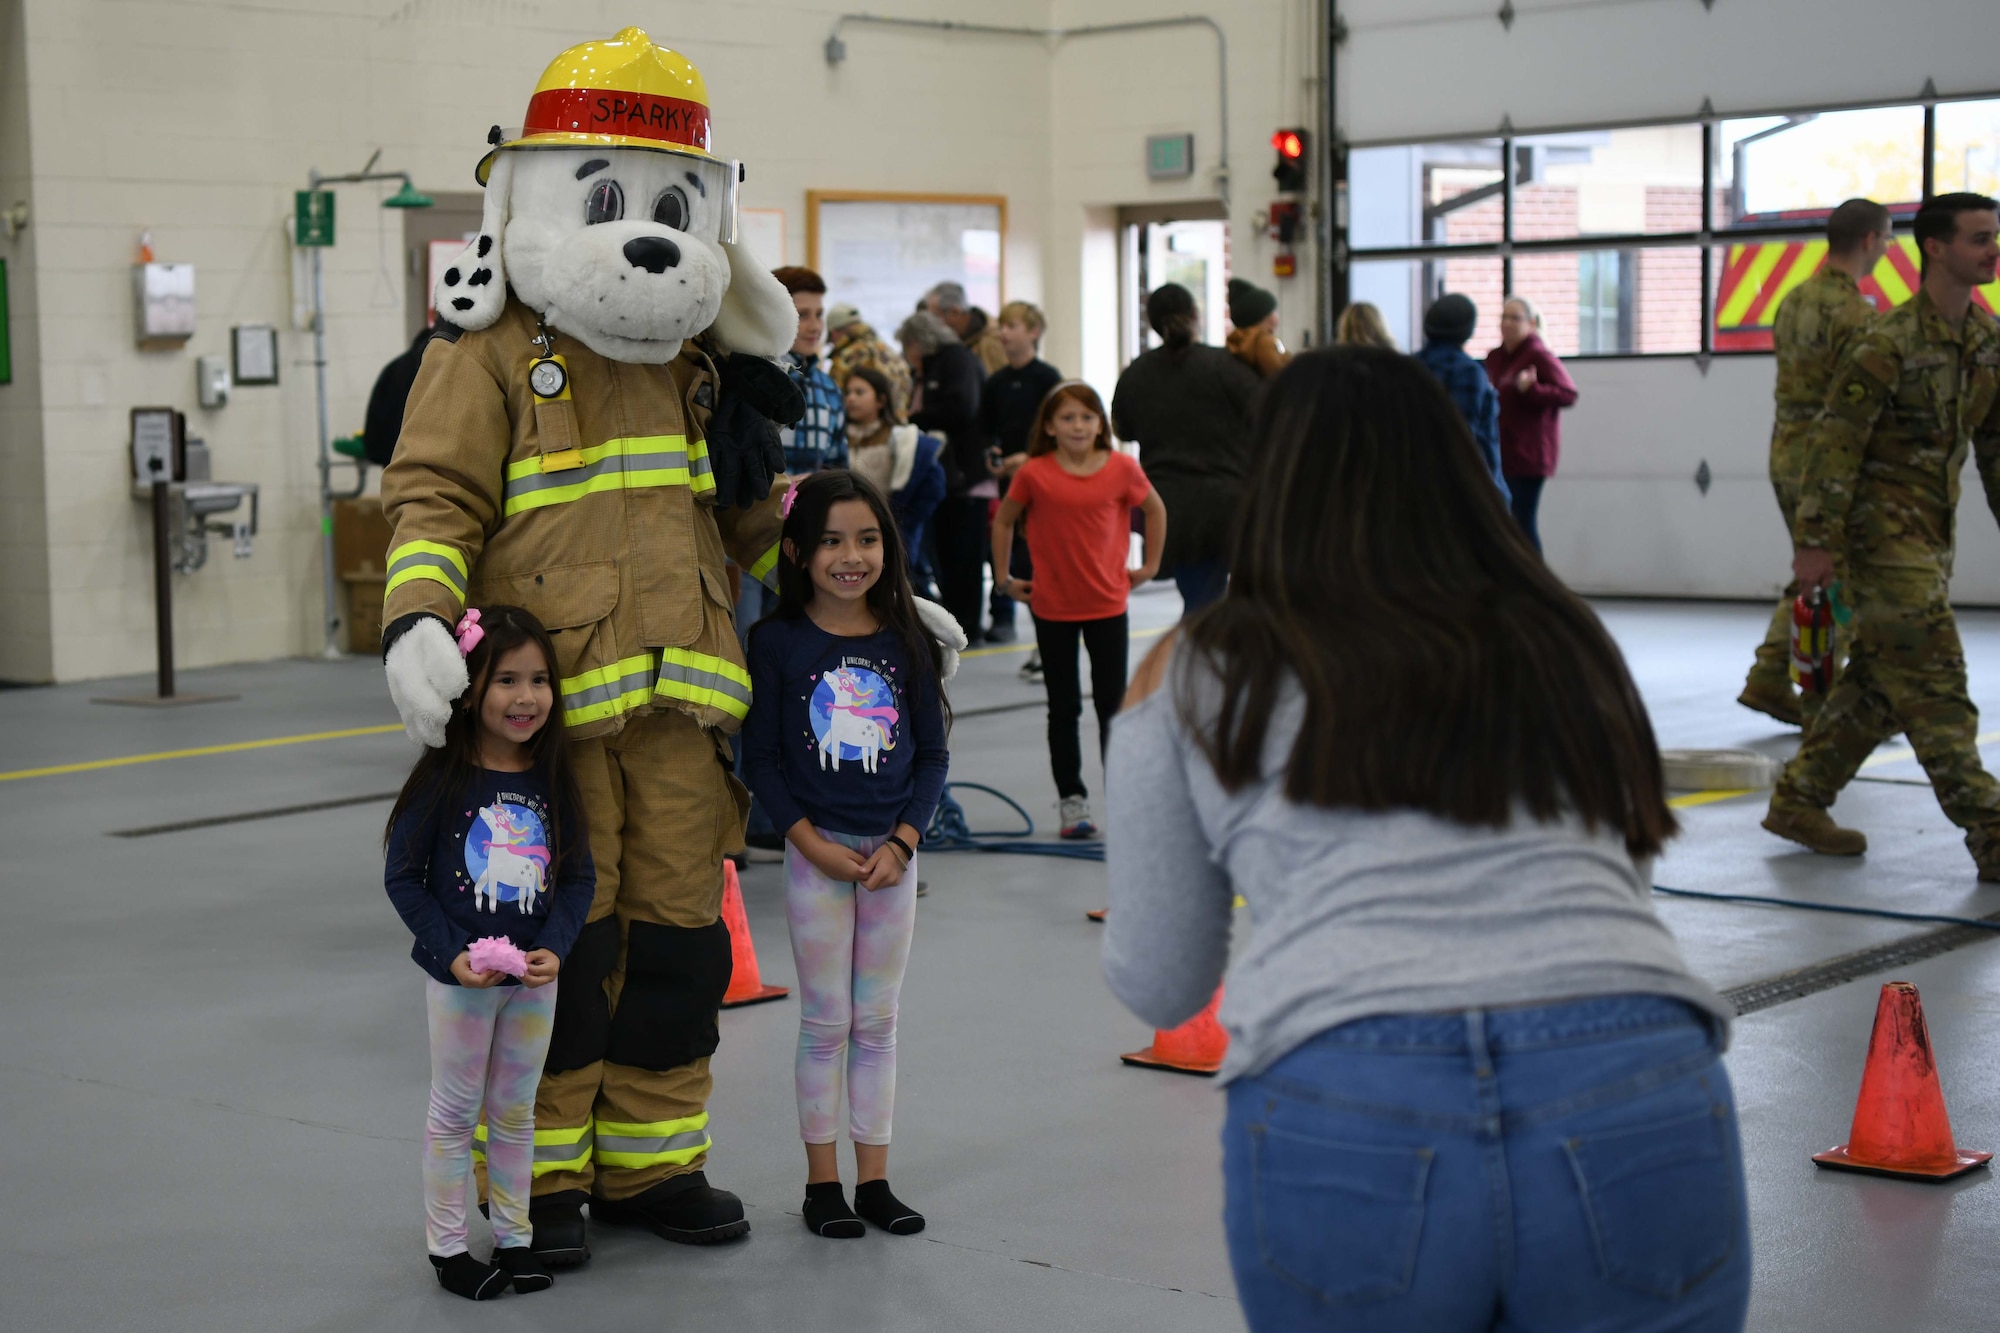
[380,28,804,1264]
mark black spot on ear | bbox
[467,268,493,287]
[576,158,611,181]
[452,297,475,311]
[476,235,493,258]
[443,268,461,287]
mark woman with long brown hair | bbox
[1102,348,1746,1332]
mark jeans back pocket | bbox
[1563,1101,1738,1300]
[1250,1125,1432,1306]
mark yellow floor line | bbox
[962,624,1169,661]
[0,723,405,783]
[1669,788,1756,810]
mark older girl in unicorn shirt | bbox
[742,470,953,1241]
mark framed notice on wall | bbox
[807,191,1005,343]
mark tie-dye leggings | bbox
[423,977,557,1255]
[785,830,917,1146]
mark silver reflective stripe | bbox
[502,446,697,506]
[595,1128,710,1158]
[656,658,753,713]
[562,659,659,713]
[535,1131,594,1164]
[386,550,467,593]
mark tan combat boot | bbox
[1762,800,1867,856]
[1737,675,1803,727]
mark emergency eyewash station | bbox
[117,154,432,703]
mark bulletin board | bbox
[806,191,1006,339]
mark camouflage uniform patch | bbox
[1777,288,2000,861]
[1750,268,1877,690]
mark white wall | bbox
[1338,0,2000,604]
[8,0,1056,683]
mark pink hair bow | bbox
[454,608,484,657]
[779,485,798,520]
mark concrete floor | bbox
[4,588,2000,1329]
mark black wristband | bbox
[885,834,915,862]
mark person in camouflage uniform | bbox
[1739,199,1891,726]
[1765,193,2000,880]
[827,304,916,418]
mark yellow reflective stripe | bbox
[500,435,713,515]
[654,648,753,721]
[593,1114,710,1169]
[748,542,780,590]
[560,652,659,728]
[504,436,653,482]
[473,1120,594,1176]
[384,540,469,602]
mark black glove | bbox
[707,354,803,510]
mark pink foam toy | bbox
[468,936,529,978]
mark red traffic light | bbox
[1272,129,1305,160]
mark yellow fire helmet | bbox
[477,27,741,237]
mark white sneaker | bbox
[1058,795,1098,840]
[1020,652,1044,683]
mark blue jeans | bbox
[1171,558,1229,616]
[1223,995,1749,1333]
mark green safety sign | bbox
[295,190,336,247]
[1146,134,1194,181]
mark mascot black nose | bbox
[623,236,681,273]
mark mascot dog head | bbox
[434,27,796,365]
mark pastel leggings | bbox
[785,831,917,1146]
[423,977,557,1255]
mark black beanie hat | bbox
[1227,277,1277,329]
[1422,293,1477,346]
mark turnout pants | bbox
[1777,561,2000,859]
[521,710,747,1204]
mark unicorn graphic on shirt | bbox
[470,802,551,915]
[817,667,900,774]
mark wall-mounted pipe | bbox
[826,13,1231,206]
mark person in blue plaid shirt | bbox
[1413,293,1510,502]
[772,267,847,473]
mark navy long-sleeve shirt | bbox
[743,615,951,838]
[1416,339,1510,501]
[384,767,595,984]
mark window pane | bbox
[1349,140,1504,248]
[1512,126,1704,240]
[1936,97,2000,196]
[1510,247,1701,356]
[1347,256,1504,352]
[1717,106,1923,226]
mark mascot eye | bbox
[585,180,625,225]
[653,186,691,232]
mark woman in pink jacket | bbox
[1485,297,1579,553]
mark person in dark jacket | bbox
[981,300,1064,645]
[362,325,441,466]
[899,309,992,643]
[1109,284,1260,615]
[1486,296,1580,552]
[1414,294,1509,501]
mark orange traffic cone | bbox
[1812,981,1990,1181]
[1121,988,1227,1076]
[720,858,788,1008]
[1085,908,1107,923]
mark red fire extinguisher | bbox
[1791,586,1836,695]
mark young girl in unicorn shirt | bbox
[382,605,594,1300]
[742,470,954,1241]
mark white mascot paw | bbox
[913,598,968,682]
[385,617,469,748]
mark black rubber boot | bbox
[492,1245,554,1293]
[527,1190,591,1269]
[592,1171,750,1245]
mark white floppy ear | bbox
[706,239,799,357]
[433,154,511,330]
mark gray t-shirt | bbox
[1102,662,1729,1083]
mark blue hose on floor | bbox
[925,783,1106,862]
[1651,884,2000,932]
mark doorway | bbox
[1113,201,1231,367]
[402,192,484,340]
